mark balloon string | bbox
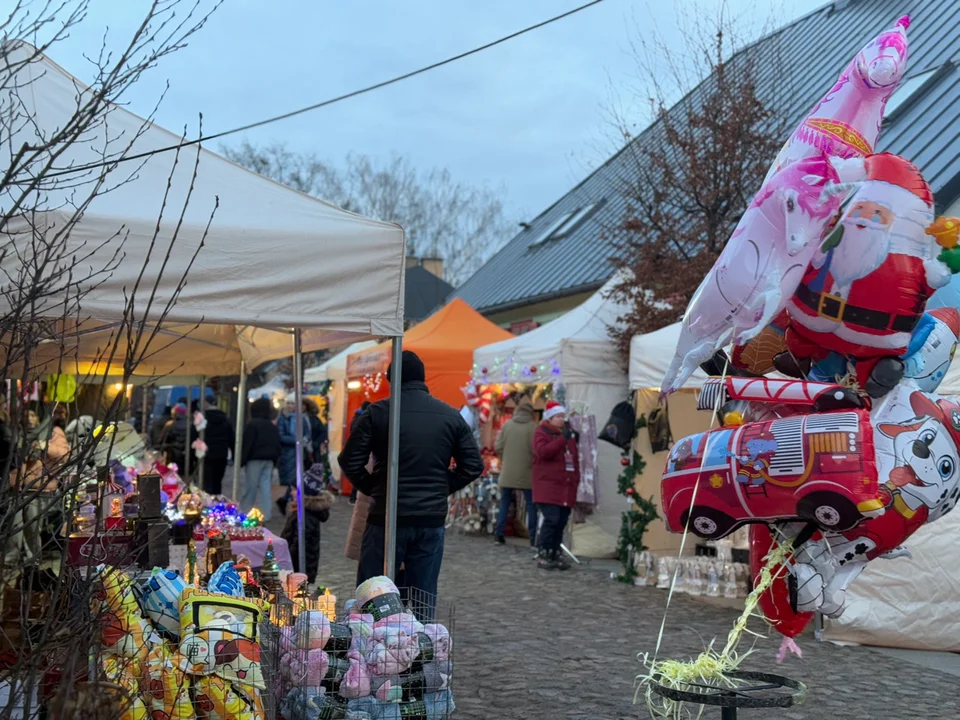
[650,352,731,667]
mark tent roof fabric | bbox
[346,299,513,407]
[304,340,378,383]
[473,277,628,387]
[1,44,406,378]
[630,323,709,390]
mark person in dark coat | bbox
[277,393,312,515]
[241,398,282,523]
[281,463,335,584]
[149,406,172,449]
[339,350,483,620]
[532,401,580,571]
[199,399,235,496]
[348,401,370,505]
[161,405,196,477]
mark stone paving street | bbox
[270,498,960,720]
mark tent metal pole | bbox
[293,330,307,575]
[198,375,206,491]
[185,385,192,482]
[384,335,403,580]
[232,361,247,503]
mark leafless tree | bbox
[0,2,220,718]
[605,2,788,356]
[223,142,514,286]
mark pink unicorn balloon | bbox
[766,15,910,181]
[662,16,911,393]
[662,155,842,392]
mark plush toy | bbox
[293,609,331,650]
[135,567,189,638]
[281,648,330,687]
[338,648,372,699]
[421,624,452,661]
[364,624,421,677]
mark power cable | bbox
[33,0,606,180]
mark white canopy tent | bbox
[304,340,378,480]
[628,323,713,554]
[1,44,408,576]
[473,278,630,558]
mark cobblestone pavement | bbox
[269,498,959,720]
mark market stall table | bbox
[167,528,293,572]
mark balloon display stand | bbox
[649,670,806,719]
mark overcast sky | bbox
[46,0,826,224]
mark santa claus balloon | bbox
[775,152,960,397]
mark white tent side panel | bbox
[2,45,406,349]
[472,280,631,558]
[825,510,960,651]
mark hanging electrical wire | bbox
[28,0,606,182]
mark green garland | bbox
[616,415,660,583]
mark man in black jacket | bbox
[198,398,236,496]
[340,350,483,616]
[241,397,282,523]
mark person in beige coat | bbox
[493,395,538,546]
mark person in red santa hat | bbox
[532,400,579,571]
[775,152,959,397]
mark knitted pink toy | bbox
[282,648,329,687]
[364,625,420,676]
[372,612,423,636]
[338,648,371,699]
[422,624,451,661]
[294,610,332,650]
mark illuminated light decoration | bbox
[362,371,384,397]
[346,380,362,390]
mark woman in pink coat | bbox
[532,401,579,571]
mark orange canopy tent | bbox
[337,298,513,494]
[344,298,514,410]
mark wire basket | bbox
[261,587,456,720]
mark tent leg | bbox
[185,385,192,482]
[232,361,247,503]
[293,330,307,576]
[384,336,403,580]
[198,375,206,491]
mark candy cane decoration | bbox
[478,388,492,425]
[463,383,479,407]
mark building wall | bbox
[485,290,596,330]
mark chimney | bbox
[420,257,444,280]
[406,255,445,280]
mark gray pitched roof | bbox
[405,265,454,322]
[454,0,960,314]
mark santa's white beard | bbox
[830,223,889,293]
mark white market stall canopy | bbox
[0,43,406,379]
[472,277,628,386]
[630,323,709,390]
[304,340,379,383]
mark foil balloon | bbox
[764,15,910,181]
[208,560,245,598]
[664,17,912,393]
[902,308,960,392]
[776,153,958,397]
[662,154,842,391]
[135,567,188,638]
[749,525,813,640]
